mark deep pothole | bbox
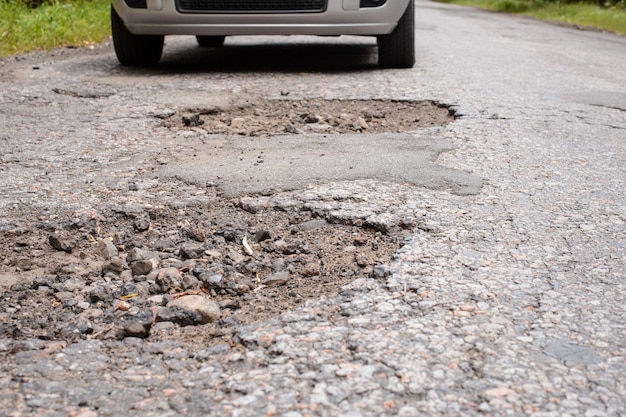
[0,195,403,347]
[159,98,456,136]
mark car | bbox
[110,0,415,68]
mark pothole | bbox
[0,195,403,346]
[159,98,456,136]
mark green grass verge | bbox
[437,0,626,34]
[0,0,110,58]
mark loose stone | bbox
[263,271,290,286]
[49,233,76,252]
[95,238,119,259]
[166,295,221,324]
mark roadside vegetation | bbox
[0,0,110,58]
[0,0,624,59]
[436,0,626,34]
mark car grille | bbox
[176,0,327,13]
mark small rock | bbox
[219,227,240,243]
[147,295,165,305]
[152,321,175,332]
[95,238,118,259]
[274,240,298,255]
[165,295,221,324]
[204,249,222,260]
[77,301,90,310]
[240,197,270,214]
[153,108,175,119]
[32,276,50,289]
[54,291,75,301]
[126,247,154,263]
[352,116,368,130]
[304,113,320,123]
[185,227,206,242]
[181,273,199,290]
[284,124,304,134]
[62,277,85,292]
[15,257,32,271]
[182,113,203,127]
[255,230,271,242]
[355,254,370,267]
[121,310,153,338]
[122,281,138,296]
[120,270,133,282]
[273,258,287,272]
[371,265,391,279]
[156,267,183,292]
[49,233,75,253]
[302,262,320,278]
[226,249,246,265]
[199,272,224,289]
[101,256,126,276]
[219,299,240,310]
[115,300,131,311]
[156,306,202,326]
[179,244,205,260]
[61,318,93,338]
[89,285,110,302]
[133,217,151,232]
[263,271,290,286]
[154,238,175,251]
[130,258,157,276]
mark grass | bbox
[0,0,110,58]
[437,0,626,34]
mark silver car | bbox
[111,0,415,68]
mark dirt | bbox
[160,97,455,136]
[0,92,454,347]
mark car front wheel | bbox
[377,0,415,69]
[111,6,164,67]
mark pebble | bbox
[156,267,183,292]
[48,233,76,252]
[262,270,290,286]
[165,295,221,324]
[121,309,154,338]
[131,258,157,276]
[95,238,118,259]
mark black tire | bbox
[196,35,226,48]
[377,0,415,69]
[111,5,164,67]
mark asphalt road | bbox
[0,0,625,415]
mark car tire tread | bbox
[377,0,415,69]
[111,5,164,67]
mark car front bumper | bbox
[112,0,412,36]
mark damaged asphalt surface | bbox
[0,0,625,415]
